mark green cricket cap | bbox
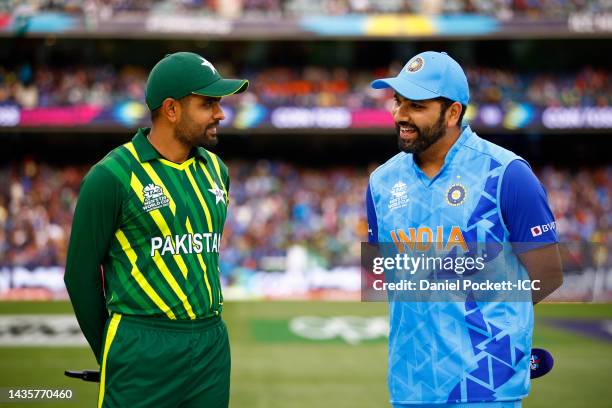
[145,52,249,111]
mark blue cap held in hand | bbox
[530,348,554,379]
[371,51,469,106]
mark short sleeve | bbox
[500,160,558,253]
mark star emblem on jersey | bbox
[446,184,467,206]
[142,183,170,212]
[406,56,424,73]
[208,183,226,205]
[199,57,217,75]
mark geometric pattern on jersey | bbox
[93,128,229,320]
[460,159,505,262]
[369,126,533,404]
[446,295,529,403]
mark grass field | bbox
[0,301,610,407]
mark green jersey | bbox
[65,128,229,361]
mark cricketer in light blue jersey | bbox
[366,51,563,407]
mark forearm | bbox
[64,267,108,363]
[518,244,564,305]
[531,271,563,305]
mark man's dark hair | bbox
[150,107,161,122]
[436,97,466,127]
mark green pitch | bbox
[0,301,610,407]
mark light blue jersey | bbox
[366,126,556,405]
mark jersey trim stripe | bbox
[125,144,190,278]
[185,217,214,306]
[158,156,195,170]
[115,229,176,319]
[115,209,193,318]
[185,167,214,231]
[208,152,223,180]
[151,251,196,319]
[199,162,222,197]
[129,172,189,279]
[199,160,227,199]
[124,142,178,214]
[200,151,229,204]
[198,162,216,188]
[193,163,226,232]
[128,173,196,319]
[98,314,122,408]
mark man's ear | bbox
[161,98,180,123]
[447,102,463,128]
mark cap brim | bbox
[193,78,249,97]
[370,77,440,101]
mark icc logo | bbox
[391,181,407,197]
[143,183,164,200]
[142,183,170,212]
[388,181,409,211]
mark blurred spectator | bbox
[0,159,84,269]
[1,0,609,18]
[0,63,610,110]
[1,159,610,279]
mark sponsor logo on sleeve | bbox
[530,221,556,237]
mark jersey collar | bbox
[410,124,474,186]
[443,124,473,167]
[132,127,209,163]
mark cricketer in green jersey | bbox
[64,52,248,408]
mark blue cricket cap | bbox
[371,51,469,105]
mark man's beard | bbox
[396,111,447,154]
[175,118,219,148]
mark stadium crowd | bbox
[0,63,610,110]
[1,159,609,276]
[2,0,609,18]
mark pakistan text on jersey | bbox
[150,233,222,256]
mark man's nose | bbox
[393,104,411,123]
[213,103,226,121]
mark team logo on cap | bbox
[446,184,466,206]
[406,57,425,73]
[199,57,217,75]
